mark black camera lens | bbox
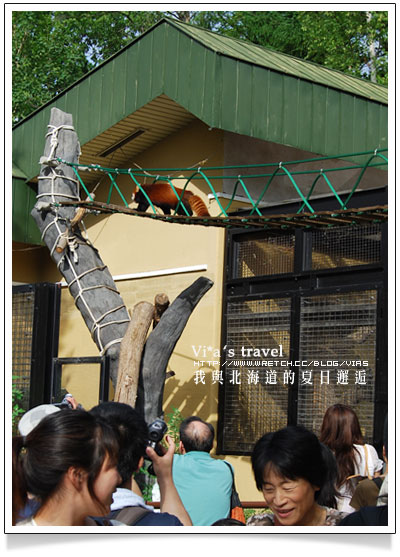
[147,419,168,449]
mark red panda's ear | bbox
[131,185,139,200]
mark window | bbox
[218,223,387,455]
[297,291,377,440]
[12,283,61,409]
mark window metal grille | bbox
[221,298,291,453]
[297,291,377,442]
[311,224,381,269]
[12,284,61,414]
[221,221,386,454]
[12,288,35,413]
[236,233,295,278]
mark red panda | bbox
[132,182,210,217]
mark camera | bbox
[147,418,168,450]
[53,393,82,410]
[145,419,168,476]
[53,402,72,409]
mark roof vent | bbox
[98,128,146,157]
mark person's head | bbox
[90,402,148,486]
[320,404,364,485]
[320,404,364,449]
[12,409,120,524]
[179,416,214,453]
[252,425,332,526]
[17,404,61,436]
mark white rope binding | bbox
[39,124,75,166]
[38,124,130,356]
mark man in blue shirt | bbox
[172,416,233,525]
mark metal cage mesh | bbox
[297,290,377,442]
[311,224,381,269]
[236,234,295,278]
[223,223,383,453]
[222,298,291,452]
[12,289,35,413]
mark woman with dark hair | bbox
[13,409,121,526]
[320,404,383,512]
[247,425,347,526]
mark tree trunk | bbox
[135,276,213,424]
[31,108,130,385]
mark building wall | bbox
[12,244,58,284]
[223,131,388,207]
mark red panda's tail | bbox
[188,195,210,217]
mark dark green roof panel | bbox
[12,163,27,179]
[168,18,387,104]
[13,18,388,183]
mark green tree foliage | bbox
[12,10,388,123]
[297,11,388,84]
[12,11,162,122]
[194,11,308,58]
[165,406,184,451]
[12,376,25,430]
[194,11,388,84]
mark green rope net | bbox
[55,148,388,228]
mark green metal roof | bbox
[167,18,387,105]
[13,17,388,169]
[12,162,28,179]
[12,177,42,244]
[12,17,388,132]
[12,17,388,245]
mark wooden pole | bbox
[114,301,154,406]
[31,108,214,422]
[153,293,170,328]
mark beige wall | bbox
[12,243,59,284]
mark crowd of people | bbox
[12,400,388,528]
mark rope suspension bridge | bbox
[53,148,388,230]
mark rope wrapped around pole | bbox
[31,108,130,386]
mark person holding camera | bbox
[172,416,234,526]
[90,402,192,526]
